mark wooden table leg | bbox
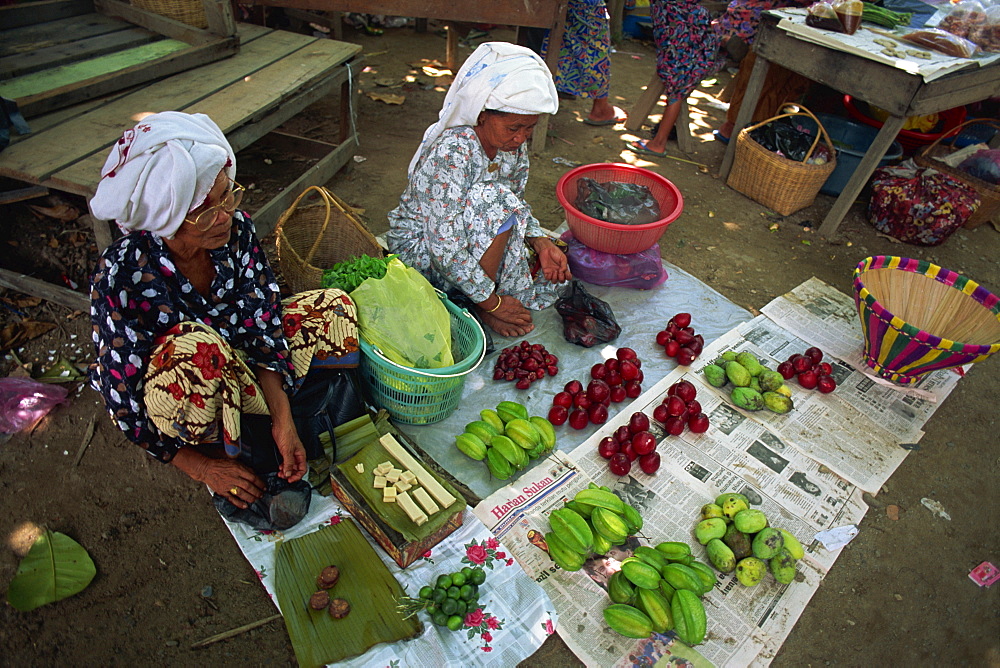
[676,98,694,153]
[818,114,905,237]
[719,54,770,180]
[625,72,663,133]
[445,24,458,72]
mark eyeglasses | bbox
[185,180,245,231]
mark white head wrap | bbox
[89,111,236,239]
[407,42,558,175]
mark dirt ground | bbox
[1,19,998,667]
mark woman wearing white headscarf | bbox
[88,111,359,512]
[387,42,572,338]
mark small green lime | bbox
[426,602,438,614]
[451,571,467,587]
[461,566,474,578]
[446,615,464,632]
[436,574,453,590]
[441,598,457,616]
[432,611,448,627]
[447,586,461,600]
[459,584,475,601]
[469,568,487,585]
[431,587,447,604]
[418,586,434,599]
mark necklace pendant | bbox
[488,162,499,173]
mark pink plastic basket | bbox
[556,163,684,255]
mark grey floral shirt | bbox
[387,126,559,310]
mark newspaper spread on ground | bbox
[471,278,963,667]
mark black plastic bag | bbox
[291,368,367,463]
[574,178,661,225]
[749,117,815,162]
[555,281,622,348]
[213,472,312,531]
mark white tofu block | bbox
[383,486,397,502]
[394,480,412,492]
[401,470,417,484]
[373,475,387,489]
[355,463,365,474]
[386,468,403,483]
[412,486,440,516]
[395,491,428,526]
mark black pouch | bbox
[213,472,312,531]
[555,281,622,348]
[291,368,367,463]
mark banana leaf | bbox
[274,519,421,666]
[6,529,96,612]
[336,441,466,544]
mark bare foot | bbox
[586,99,626,124]
[480,310,535,338]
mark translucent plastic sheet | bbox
[396,260,752,499]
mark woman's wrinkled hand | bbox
[534,238,572,284]
[272,421,307,483]
[200,457,266,510]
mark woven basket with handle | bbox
[914,119,1000,230]
[727,104,837,216]
[276,186,383,294]
[131,0,208,28]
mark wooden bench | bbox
[0,22,362,310]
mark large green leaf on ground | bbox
[6,529,96,612]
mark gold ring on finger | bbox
[230,487,240,496]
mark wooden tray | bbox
[274,519,422,666]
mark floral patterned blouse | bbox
[89,211,289,462]
[387,126,554,309]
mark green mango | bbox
[731,387,764,411]
[735,557,766,587]
[702,364,728,388]
[770,549,797,585]
[694,518,727,545]
[733,508,768,534]
[749,377,762,392]
[723,523,753,560]
[705,538,736,573]
[721,351,738,362]
[720,496,750,520]
[700,503,725,520]
[763,391,794,414]
[752,528,785,560]
[725,362,752,387]
[760,370,785,392]
[735,352,764,377]
[777,528,805,560]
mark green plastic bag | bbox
[350,258,454,369]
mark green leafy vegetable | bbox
[321,254,395,292]
[7,529,96,612]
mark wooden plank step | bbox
[188,40,360,145]
[56,39,361,192]
[0,26,160,81]
[0,39,188,99]
[0,0,96,31]
[0,13,128,57]
[0,28,314,186]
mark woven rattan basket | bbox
[276,186,383,294]
[914,119,1000,230]
[131,0,207,27]
[727,105,837,216]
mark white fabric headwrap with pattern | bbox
[89,111,235,239]
[407,42,558,175]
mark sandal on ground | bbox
[713,129,730,144]
[627,140,668,157]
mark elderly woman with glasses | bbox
[88,112,359,510]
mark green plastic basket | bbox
[359,293,486,425]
